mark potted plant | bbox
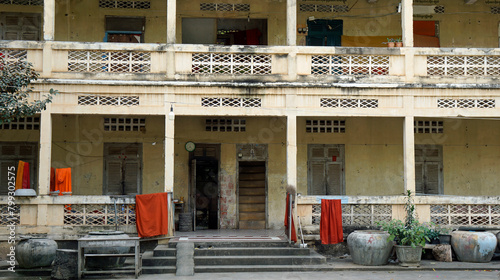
[387,38,395,48]
[437,226,451,245]
[395,38,403,47]
[378,190,429,267]
[424,224,440,244]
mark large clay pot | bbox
[451,231,497,263]
[394,245,423,267]
[15,237,58,268]
[347,230,393,266]
[496,231,500,251]
[84,230,130,268]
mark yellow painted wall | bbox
[297,117,404,196]
[3,0,499,47]
[416,118,500,196]
[174,116,287,229]
[51,114,164,195]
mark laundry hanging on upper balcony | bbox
[15,161,30,190]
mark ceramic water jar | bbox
[347,230,393,266]
[451,231,497,263]
[16,237,58,268]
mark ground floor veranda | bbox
[1,111,500,239]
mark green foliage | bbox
[377,190,429,248]
[0,57,57,125]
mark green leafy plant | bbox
[387,38,396,43]
[377,190,430,248]
[395,38,402,42]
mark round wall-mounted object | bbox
[185,141,196,152]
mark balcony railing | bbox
[3,41,500,84]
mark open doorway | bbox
[306,19,343,46]
[182,18,267,45]
[190,144,220,230]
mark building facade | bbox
[1,0,500,241]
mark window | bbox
[308,144,345,195]
[0,142,38,195]
[103,143,142,195]
[105,16,145,43]
[0,13,41,40]
[415,145,443,195]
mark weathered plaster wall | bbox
[174,116,287,229]
[416,118,500,196]
[51,114,164,195]
[297,117,404,196]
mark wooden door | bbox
[238,161,266,229]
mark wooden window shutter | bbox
[310,162,325,195]
[0,161,16,195]
[326,163,342,195]
[124,161,139,195]
[424,162,440,195]
[106,161,123,195]
[415,162,424,195]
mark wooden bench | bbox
[77,237,142,279]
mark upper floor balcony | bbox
[2,0,500,87]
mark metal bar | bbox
[288,193,292,244]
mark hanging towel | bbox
[15,161,25,190]
[55,168,72,195]
[284,194,297,243]
[135,192,169,238]
[50,168,56,192]
[320,199,343,245]
[22,162,30,189]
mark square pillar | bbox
[286,115,297,189]
[38,106,52,196]
[43,0,55,41]
[164,106,175,192]
[403,116,415,193]
[166,0,176,44]
[286,0,297,46]
[401,0,414,47]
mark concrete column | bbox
[43,0,55,41]
[401,0,414,47]
[403,116,416,194]
[286,0,297,46]
[165,106,175,192]
[286,115,297,190]
[38,104,52,196]
[42,41,53,78]
[166,0,176,44]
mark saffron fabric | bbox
[320,199,343,245]
[55,168,72,195]
[22,162,30,189]
[136,192,169,238]
[50,168,56,192]
[284,194,297,243]
[15,161,25,190]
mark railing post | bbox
[288,193,292,244]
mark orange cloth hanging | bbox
[15,161,24,190]
[55,168,72,195]
[22,162,30,189]
[284,194,297,243]
[135,192,169,238]
[320,199,343,245]
[50,168,56,192]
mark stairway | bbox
[142,239,330,274]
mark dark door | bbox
[193,160,219,230]
[238,161,266,229]
[306,19,343,46]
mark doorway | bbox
[238,161,266,229]
[306,19,343,46]
[190,144,220,230]
[182,18,267,45]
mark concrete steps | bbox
[142,240,329,275]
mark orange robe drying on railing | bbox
[15,161,24,190]
[320,199,343,244]
[55,168,72,195]
[135,192,169,238]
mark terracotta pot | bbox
[396,42,403,47]
[347,230,393,266]
[387,42,395,48]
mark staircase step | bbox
[142,251,177,267]
[194,247,310,256]
[153,245,177,257]
[142,266,176,274]
[194,255,326,266]
[169,240,289,248]
[195,264,333,273]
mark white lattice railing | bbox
[311,204,392,226]
[201,97,262,107]
[0,49,28,65]
[427,55,500,77]
[430,204,500,227]
[64,204,136,226]
[0,204,20,226]
[192,53,272,75]
[311,55,390,76]
[68,50,151,73]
